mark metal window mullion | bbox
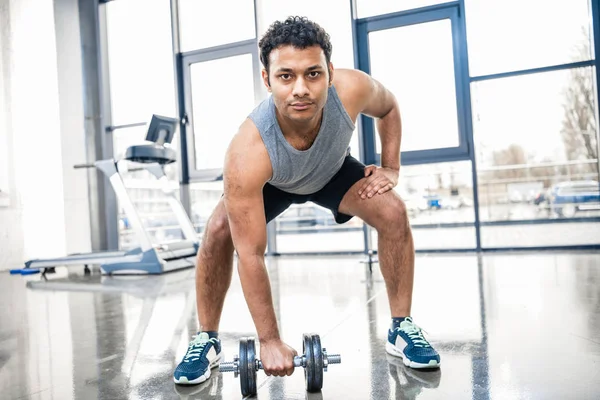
[359,1,460,25]
[592,0,600,190]
[470,60,596,82]
[458,0,482,251]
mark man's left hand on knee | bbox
[358,165,399,199]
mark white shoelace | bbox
[397,318,431,348]
[183,335,216,363]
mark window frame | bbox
[355,2,471,166]
[179,39,263,182]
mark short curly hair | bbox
[259,16,333,75]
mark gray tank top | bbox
[248,85,355,195]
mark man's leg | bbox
[338,185,414,318]
[174,198,233,385]
[195,198,235,332]
[196,182,293,331]
[196,184,293,332]
[338,182,440,369]
[175,185,293,385]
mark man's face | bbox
[262,45,333,124]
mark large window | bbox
[178,0,256,52]
[369,19,460,153]
[100,0,600,253]
[189,54,255,171]
[465,0,594,76]
[105,0,176,126]
[472,68,599,220]
[472,67,600,247]
[357,5,470,168]
[181,41,260,179]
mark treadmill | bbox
[23,115,199,275]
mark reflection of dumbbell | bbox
[219,333,341,397]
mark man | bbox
[173,16,440,385]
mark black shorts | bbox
[263,155,366,224]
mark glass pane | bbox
[179,0,255,52]
[105,0,176,125]
[274,204,365,253]
[465,0,593,76]
[371,161,477,250]
[400,161,474,224]
[472,67,600,247]
[190,181,224,235]
[481,223,600,247]
[369,20,460,153]
[357,0,453,18]
[190,54,255,170]
[257,0,355,69]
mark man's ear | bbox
[261,68,271,91]
[328,62,335,87]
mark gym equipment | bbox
[9,268,40,275]
[219,333,341,396]
[23,115,199,275]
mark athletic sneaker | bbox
[386,317,441,369]
[174,332,222,385]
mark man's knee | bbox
[375,195,410,234]
[203,205,232,245]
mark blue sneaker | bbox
[174,332,222,385]
[386,317,440,369]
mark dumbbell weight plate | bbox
[303,334,314,392]
[310,334,324,392]
[303,333,324,392]
[239,337,257,396]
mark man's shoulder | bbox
[248,94,274,129]
[225,118,272,183]
[231,118,267,154]
[332,68,373,120]
[332,69,372,94]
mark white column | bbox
[0,0,26,269]
[54,0,92,256]
[8,0,66,260]
[0,0,94,271]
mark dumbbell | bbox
[219,333,341,396]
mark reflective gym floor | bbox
[2,252,600,400]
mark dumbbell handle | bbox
[259,354,341,369]
[220,353,341,372]
[259,356,303,369]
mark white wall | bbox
[0,0,92,271]
[0,0,24,268]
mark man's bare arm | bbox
[223,119,281,342]
[334,69,402,198]
[334,69,401,171]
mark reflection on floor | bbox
[1,252,600,399]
